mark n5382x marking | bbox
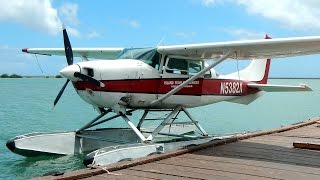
[220,81,243,95]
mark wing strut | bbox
[150,50,232,106]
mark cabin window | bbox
[166,57,205,76]
[166,58,188,74]
[188,61,202,75]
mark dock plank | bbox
[195,146,320,167]
[179,154,320,175]
[157,156,320,179]
[244,135,320,144]
[117,169,195,180]
[129,162,274,180]
[208,141,320,161]
[269,124,320,138]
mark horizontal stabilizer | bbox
[247,84,312,92]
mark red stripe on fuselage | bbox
[74,78,260,96]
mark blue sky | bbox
[0,0,320,77]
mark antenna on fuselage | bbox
[157,35,166,47]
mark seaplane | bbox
[7,26,320,167]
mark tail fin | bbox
[223,35,271,84]
[222,58,271,84]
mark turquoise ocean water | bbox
[1,78,319,179]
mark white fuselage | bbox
[62,59,261,111]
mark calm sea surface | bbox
[1,78,319,179]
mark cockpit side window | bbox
[167,58,188,70]
[166,58,188,74]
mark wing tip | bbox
[300,84,313,91]
[22,48,28,53]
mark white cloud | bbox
[128,20,140,28]
[66,26,81,38]
[58,2,79,26]
[199,0,320,30]
[221,28,266,40]
[87,30,100,39]
[0,0,61,35]
[119,19,140,28]
[236,0,320,30]
[200,0,222,7]
[176,32,196,38]
[0,0,85,37]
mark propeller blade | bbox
[63,26,73,65]
[74,72,105,87]
[53,79,70,107]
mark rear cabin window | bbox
[188,61,202,75]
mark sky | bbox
[0,0,320,77]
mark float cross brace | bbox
[146,106,182,141]
[120,106,208,142]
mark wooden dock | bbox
[36,117,320,180]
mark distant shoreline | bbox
[0,74,62,78]
[22,76,58,78]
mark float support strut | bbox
[146,106,182,141]
[121,113,147,142]
[182,107,208,136]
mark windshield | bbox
[116,48,160,68]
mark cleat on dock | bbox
[83,154,94,167]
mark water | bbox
[1,78,319,179]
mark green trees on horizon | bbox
[0,73,23,78]
[0,74,63,78]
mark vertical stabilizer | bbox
[222,35,271,84]
[223,58,270,84]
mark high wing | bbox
[158,36,320,59]
[22,48,124,59]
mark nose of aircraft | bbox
[60,64,80,81]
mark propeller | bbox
[63,25,73,66]
[53,26,105,108]
[53,26,74,108]
[53,79,70,107]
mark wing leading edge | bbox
[22,36,320,60]
[158,36,320,60]
[22,48,124,59]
